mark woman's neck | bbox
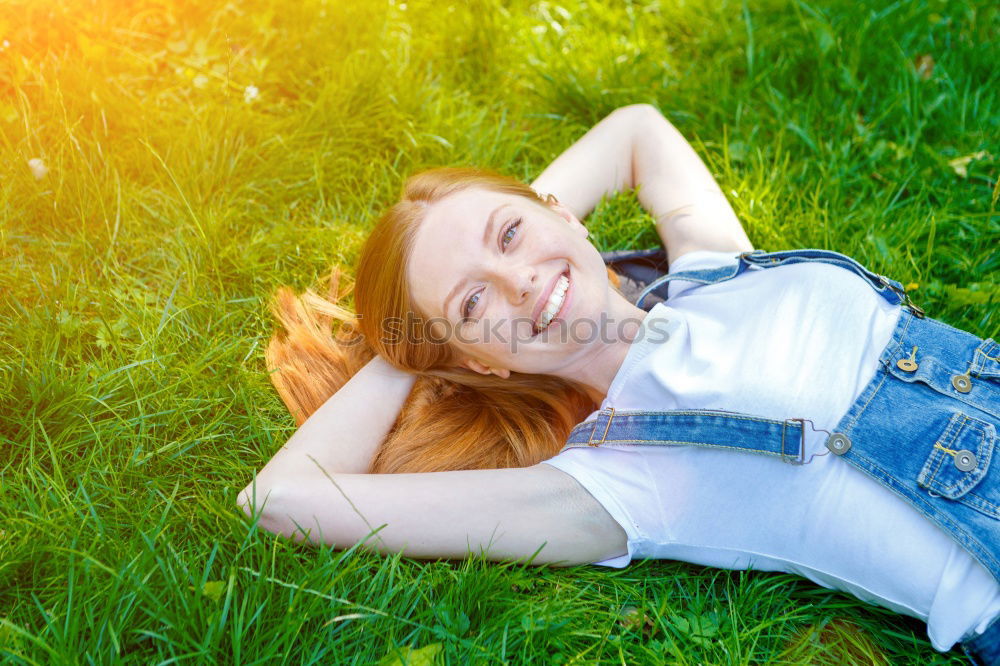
[561,293,649,404]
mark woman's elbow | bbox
[238,482,310,543]
[237,478,282,527]
[612,103,662,124]
[236,478,348,547]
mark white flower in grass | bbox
[244,84,259,103]
[28,157,48,180]
[192,74,209,89]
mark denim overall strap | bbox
[635,248,924,317]
[564,408,816,464]
[566,246,928,460]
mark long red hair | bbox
[265,167,623,473]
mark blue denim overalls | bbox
[565,249,1000,661]
[562,249,1000,664]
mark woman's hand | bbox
[530,104,753,264]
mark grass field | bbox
[1,0,998,662]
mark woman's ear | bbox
[544,195,589,239]
[459,357,511,379]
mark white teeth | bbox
[537,275,569,332]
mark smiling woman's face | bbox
[406,186,616,377]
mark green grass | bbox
[1,0,997,662]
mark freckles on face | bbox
[406,188,530,326]
[405,186,606,370]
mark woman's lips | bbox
[533,268,571,336]
[532,269,564,329]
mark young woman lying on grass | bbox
[238,104,1000,663]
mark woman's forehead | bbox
[424,187,508,227]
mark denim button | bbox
[951,374,973,393]
[826,433,852,455]
[897,346,918,372]
[954,450,978,472]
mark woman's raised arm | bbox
[240,463,627,566]
[249,354,417,481]
[530,104,753,264]
[237,355,628,565]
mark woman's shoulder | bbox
[664,249,743,299]
[668,248,743,273]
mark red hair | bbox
[266,167,623,473]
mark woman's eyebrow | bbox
[481,203,510,247]
[442,203,511,317]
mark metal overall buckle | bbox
[588,407,615,446]
[782,419,832,465]
[878,275,926,318]
[738,249,776,264]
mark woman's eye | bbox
[501,218,522,249]
[463,218,521,320]
[463,291,481,318]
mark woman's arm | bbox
[530,104,753,264]
[249,354,416,482]
[237,356,628,564]
[240,463,628,566]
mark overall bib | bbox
[575,249,1000,662]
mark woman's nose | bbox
[502,264,536,303]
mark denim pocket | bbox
[917,411,999,519]
[888,338,1000,419]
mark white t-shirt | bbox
[542,250,1000,651]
